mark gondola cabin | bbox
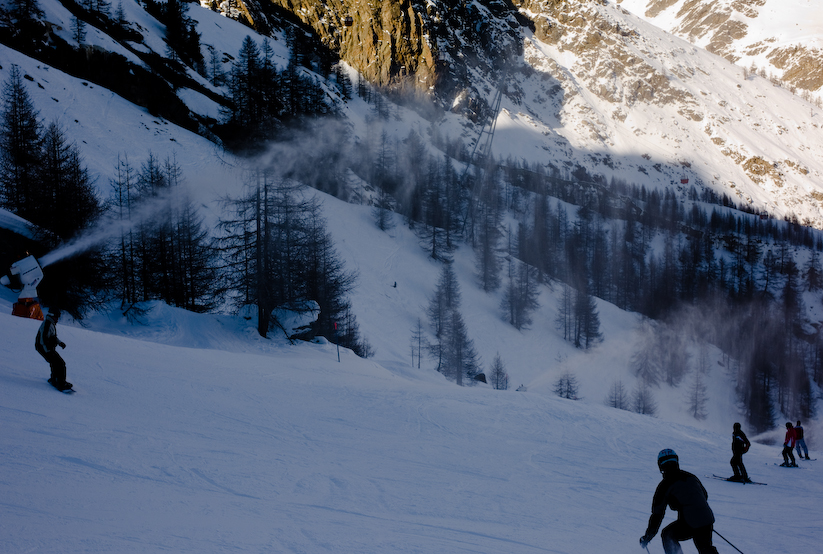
[343,16,353,26]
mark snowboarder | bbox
[794,420,810,460]
[729,422,751,482]
[780,422,797,467]
[35,309,71,391]
[640,449,719,554]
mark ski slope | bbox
[0,2,822,550]
[0,296,820,553]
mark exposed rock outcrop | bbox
[619,0,823,98]
[235,0,530,108]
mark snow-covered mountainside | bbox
[618,0,823,101]
[239,0,823,227]
[501,0,823,227]
[0,0,820,417]
[2,4,823,549]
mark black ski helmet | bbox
[657,448,679,471]
[733,422,741,430]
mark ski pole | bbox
[713,529,744,554]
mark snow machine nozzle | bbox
[0,255,45,320]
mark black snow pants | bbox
[730,452,748,479]
[36,344,66,384]
[782,446,796,465]
[661,520,718,554]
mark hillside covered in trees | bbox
[1,0,822,431]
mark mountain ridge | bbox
[618,0,823,101]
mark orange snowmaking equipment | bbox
[0,255,45,320]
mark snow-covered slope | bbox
[2,4,822,549]
[1,297,820,553]
[618,0,823,100]
[0,0,815,427]
[478,0,823,227]
[6,0,823,229]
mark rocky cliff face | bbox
[228,0,823,226]
[617,0,823,101]
[514,0,700,114]
[237,0,530,111]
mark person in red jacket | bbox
[781,422,797,467]
[640,449,719,554]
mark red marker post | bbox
[334,322,340,362]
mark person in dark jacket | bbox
[794,421,809,460]
[729,422,751,482]
[35,309,71,391]
[640,449,719,554]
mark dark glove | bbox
[59,342,66,349]
[640,535,652,548]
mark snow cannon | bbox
[0,255,45,320]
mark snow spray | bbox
[38,186,189,268]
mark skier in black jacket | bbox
[35,309,71,391]
[729,422,751,482]
[640,449,718,554]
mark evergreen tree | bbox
[207,46,226,87]
[108,154,140,307]
[0,65,41,222]
[426,262,479,384]
[217,169,363,350]
[781,259,803,327]
[9,0,43,20]
[606,380,630,410]
[556,283,574,343]
[554,370,579,400]
[167,184,219,312]
[333,63,352,101]
[301,199,359,349]
[164,0,202,68]
[501,256,539,330]
[71,16,87,46]
[37,120,100,239]
[371,130,396,231]
[441,308,481,386]
[419,154,462,260]
[658,324,690,386]
[115,1,127,28]
[397,130,427,227]
[686,348,709,420]
[224,36,264,145]
[410,317,426,369]
[631,320,661,386]
[474,173,502,292]
[489,353,509,390]
[632,380,657,416]
[427,261,461,361]
[573,286,602,350]
[804,248,823,292]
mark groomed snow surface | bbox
[0,1,821,550]
[1,297,820,553]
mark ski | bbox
[707,474,767,485]
[772,463,805,468]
